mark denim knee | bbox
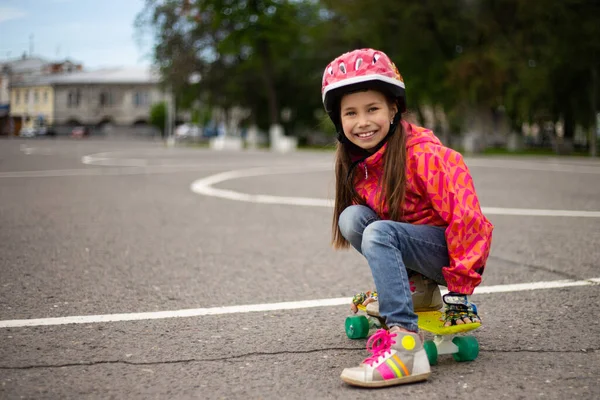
[361,220,391,255]
[338,205,376,243]
[362,220,415,256]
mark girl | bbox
[321,48,493,388]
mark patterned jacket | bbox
[353,121,494,294]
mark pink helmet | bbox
[321,49,406,119]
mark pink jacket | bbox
[353,121,494,294]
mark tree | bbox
[137,0,600,152]
[137,0,327,133]
[149,102,167,137]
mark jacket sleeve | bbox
[415,148,494,294]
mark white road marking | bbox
[0,163,325,178]
[1,278,598,328]
[190,166,600,217]
[19,145,56,155]
[482,207,600,218]
[22,146,34,155]
[0,165,255,178]
[465,159,600,174]
[82,154,149,167]
[1,151,331,178]
[190,165,334,207]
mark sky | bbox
[0,0,155,69]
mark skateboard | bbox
[345,304,481,365]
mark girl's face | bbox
[340,90,398,152]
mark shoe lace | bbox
[362,329,396,366]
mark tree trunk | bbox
[554,109,575,155]
[257,40,279,126]
[461,105,493,153]
[591,67,598,157]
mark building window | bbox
[34,90,39,104]
[15,91,20,105]
[43,91,49,104]
[68,89,81,108]
[99,91,114,107]
[24,90,29,103]
[133,91,149,107]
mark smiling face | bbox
[339,90,398,152]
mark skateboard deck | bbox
[417,310,481,335]
[355,304,480,335]
[348,304,481,364]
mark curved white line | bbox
[190,166,600,218]
[191,165,334,207]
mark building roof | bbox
[10,67,161,87]
[1,56,49,74]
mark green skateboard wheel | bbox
[423,340,438,365]
[345,316,369,339]
[452,336,479,362]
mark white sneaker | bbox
[341,329,431,387]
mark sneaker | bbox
[340,329,431,387]
[363,274,442,315]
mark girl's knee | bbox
[362,221,413,254]
[338,205,376,240]
[361,220,392,252]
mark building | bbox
[1,55,83,135]
[42,60,83,75]
[1,56,47,134]
[9,67,165,135]
[51,67,163,127]
[9,81,54,132]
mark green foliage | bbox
[318,110,337,137]
[137,0,600,144]
[149,102,167,135]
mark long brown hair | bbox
[331,100,408,249]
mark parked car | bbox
[19,127,37,138]
[71,126,90,138]
[202,122,219,138]
[175,123,202,140]
[22,125,56,137]
[40,126,57,137]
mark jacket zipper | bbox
[363,163,368,179]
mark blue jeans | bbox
[339,205,449,332]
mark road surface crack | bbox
[0,347,362,370]
[485,347,598,354]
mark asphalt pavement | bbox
[0,137,599,399]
